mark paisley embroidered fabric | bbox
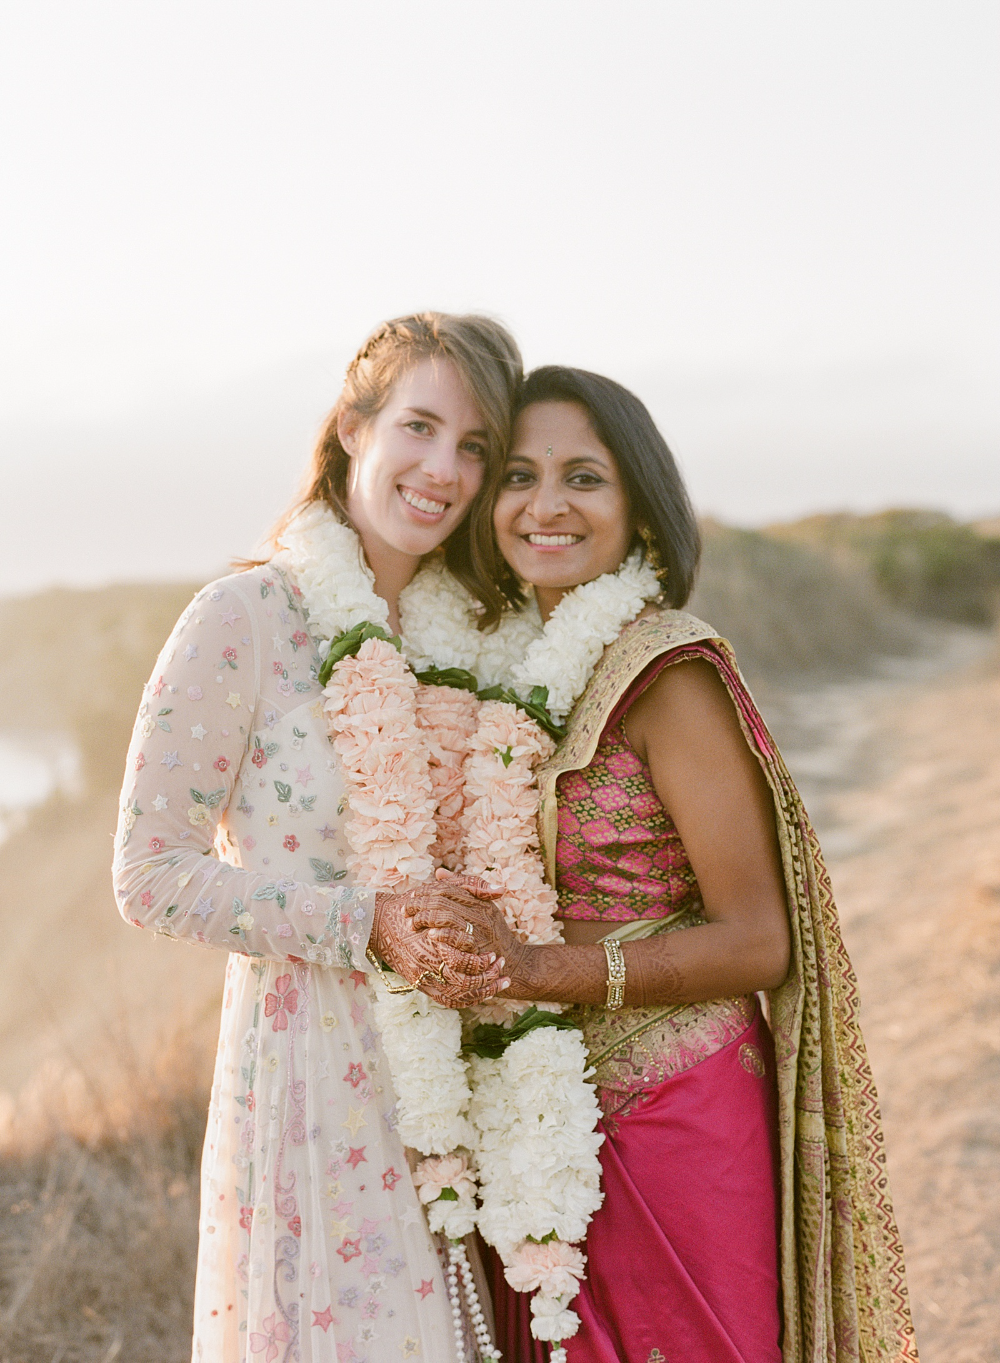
[555,714,702,921]
[112,562,466,1363]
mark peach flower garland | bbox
[325,645,604,1362]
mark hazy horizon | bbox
[2,2,997,596]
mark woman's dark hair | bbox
[482,365,701,621]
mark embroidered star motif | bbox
[382,1167,401,1191]
[316,823,337,840]
[295,765,314,787]
[329,1215,354,1237]
[360,1027,377,1054]
[398,1206,420,1227]
[278,607,290,624]
[184,644,198,661]
[360,1254,381,1279]
[349,970,367,991]
[190,724,207,741]
[192,896,215,921]
[332,1199,354,1218]
[342,1107,367,1137]
[400,1337,420,1356]
[219,608,240,627]
[312,1306,335,1332]
[153,794,169,812]
[151,675,166,697]
[350,999,366,1027]
[415,1279,434,1299]
[336,1235,362,1262]
[225,692,241,709]
[263,709,278,729]
[272,635,283,652]
[160,751,182,771]
[346,1145,367,1169]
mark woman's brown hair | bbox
[270,312,522,621]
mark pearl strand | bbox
[550,1350,567,1363]
[447,1240,502,1362]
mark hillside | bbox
[0,523,996,1359]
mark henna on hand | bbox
[372,890,497,992]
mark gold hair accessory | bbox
[638,524,669,588]
[603,939,626,1010]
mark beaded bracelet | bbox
[603,939,626,1010]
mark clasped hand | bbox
[370,873,514,1007]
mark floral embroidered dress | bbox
[113,562,466,1363]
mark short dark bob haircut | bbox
[483,365,701,621]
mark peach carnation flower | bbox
[505,1240,586,1298]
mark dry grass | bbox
[0,529,995,1361]
[0,1029,211,1363]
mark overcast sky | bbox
[1,1,997,596]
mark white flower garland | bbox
[281,502,661,1360]
[509,548,660,721]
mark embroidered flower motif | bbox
[282,833,300,853]
[222,646,237,664]
[239,1205,253,1232]
[251,746,267,768]
[291,630,309,650]
[188,805,210,826]
[287,1215,301,1237]
[264,974,299,1030]
[249,1311,291,1361]
[148,836,164,852]
[135,752,146,771]
[214,755,230,772]
[187,685,203,701]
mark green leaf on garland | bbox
[475,684,566,742]
[413,665,480,694]
[461,1005,578,1059]
[318,622,401,685]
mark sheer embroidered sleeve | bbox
[112,572,374,969]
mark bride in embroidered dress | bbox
[112,313,522,1363]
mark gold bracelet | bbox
[365,947,416,994]
[603,939,626,1011]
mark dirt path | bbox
[766,633,1000,1363]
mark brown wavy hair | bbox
[266,312,523,621]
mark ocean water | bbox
[0,732,81,842]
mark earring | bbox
[638,524,669,590]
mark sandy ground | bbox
[766,631,1000,1363]
[1,616,996,1359]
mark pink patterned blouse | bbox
[555,693,703,921]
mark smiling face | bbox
[341,356,489,566]
[494,400,636,620]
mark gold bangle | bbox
[603,939,626,1011]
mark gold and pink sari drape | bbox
[522,611,918,1363]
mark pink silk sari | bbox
[487,616,917,1362]
[488,645,782,1361]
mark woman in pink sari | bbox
[420,367,918,1362]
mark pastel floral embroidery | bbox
[264,974,299,1031]
[249,1311,291,1361]
[214,755,230,772]
[283,834,300,853]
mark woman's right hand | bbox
[371,886,510,1006]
